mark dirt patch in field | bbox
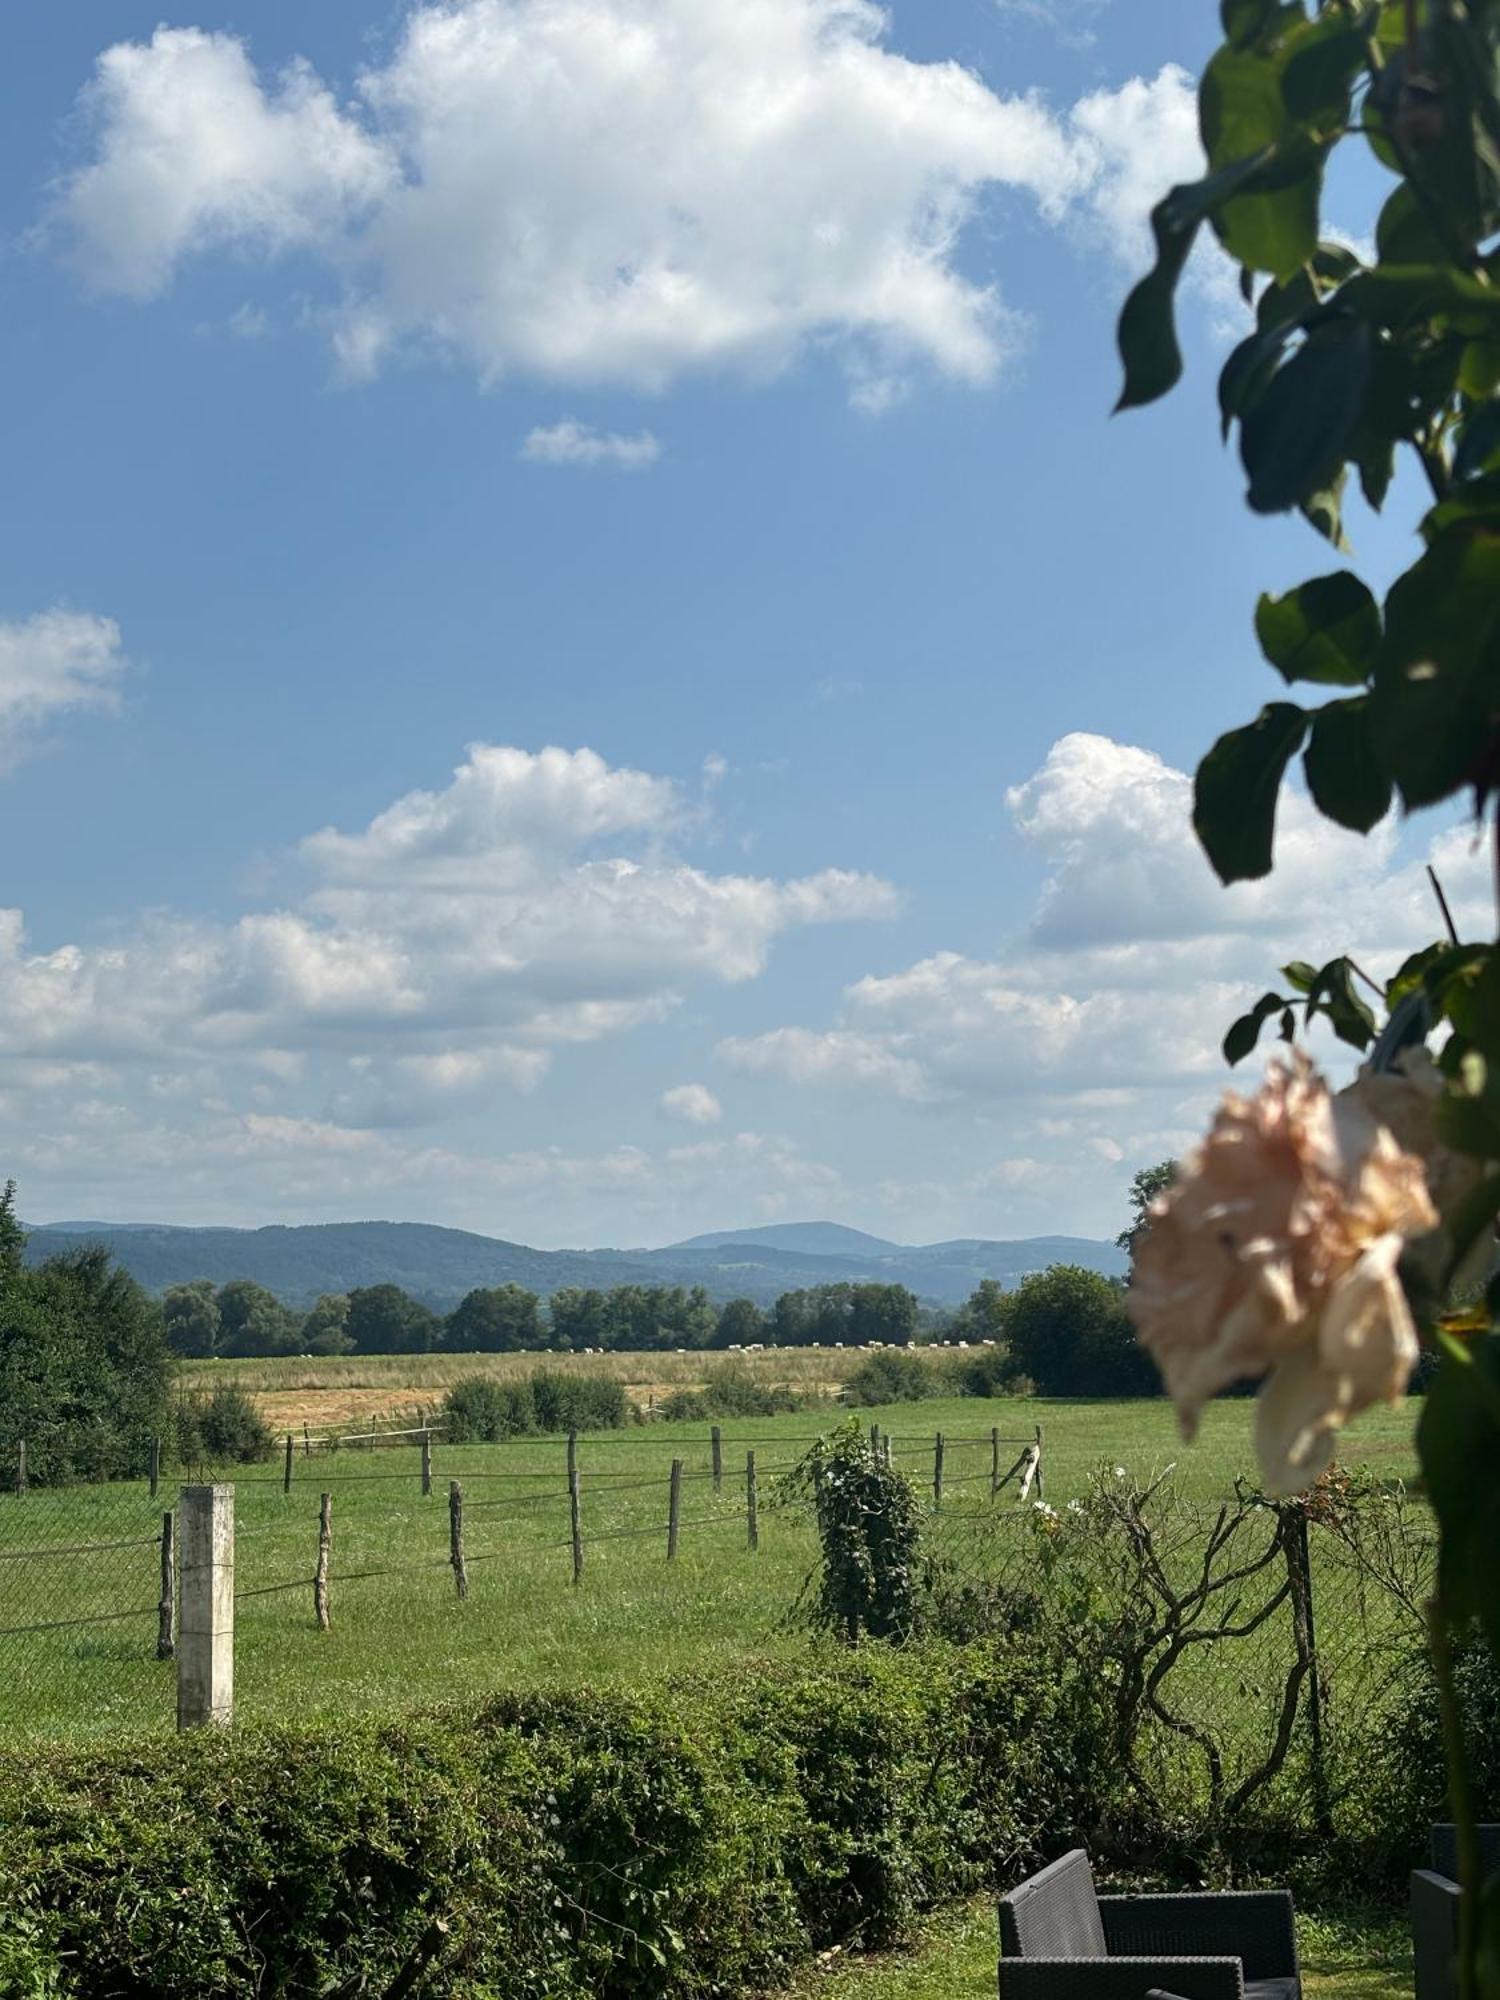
[256,1388,446,1435]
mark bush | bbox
[530,1369,627,1434]
[441,1371,628,1442]
[175,1383,275,1465]
[659,1363,809,1422]
[843,1349,941,1406]
[947,1345,1018,1398]
[441,1376,538,1443]
[0,1642,1109,1997]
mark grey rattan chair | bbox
[998,1849,1301,2000]
[1411,1823,1500,2000]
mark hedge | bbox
[0,1640,1108,1998]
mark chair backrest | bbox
[999,1850,1107,1960]
[1431,1825,1500,1883]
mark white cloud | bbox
[660,1082,723,1126]
[60,28,393,298]
[56,7,1199,400]
[720,732,1490,1114]
[521,420,661,468]
[0,741,897,1109]
[0,610,126,765]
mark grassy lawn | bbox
[785,1898,1412,2000]
[0,1391,1422,1743]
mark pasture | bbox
[0,1379,1422,1748]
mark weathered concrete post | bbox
[177,1484,234,1730]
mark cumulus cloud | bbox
[0,743,896,1124]
[0,610,126,765]
[720,733,1489,1112]
[521,420,661,468]
[55,6,1198,400]
[660,1083,722,1126]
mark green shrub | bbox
[441,1376,538,1443]
[530,1368,627,1434]
[0,1642,1107,1998]
[947,1345,1017,1397]
[175,1383,275,1465]
[660,1363,808,1422]
[442,1370,629,1443]
[843,1349,941,1406]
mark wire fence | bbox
[0,1426,1438,1820]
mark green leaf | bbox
[1255,242,1362,332]
[1193,702,1309,883]
[1299,467,1350,549]
[1418,1337,1500,1656]
[1442,1169,1500,1289]
[1255,570,1380,683]
[1224,990,1292,1064]
[1302,695,1393,831]
[1116,152,1278,411]
[1219,321,1296,439]
[1280,10,1371,125]
[1304,956,1377,1051]
[1281,959,1318,993]
[1374,184,1450,266]
[1370,525,1500,807]
[1240,322,1373,515]
[1201,42,1324,276]
[1343,263,1500,334]
[1221,0,1281,50]
[1455,399,1500,481]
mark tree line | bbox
[162,1275,927,1357]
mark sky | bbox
[0,0,1487,1250]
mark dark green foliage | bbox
[441,1376,540,1443]
[215,1278,297,1358]
[843,1348,943,1406]
[947,1343,1017,1398]
[298,1292,353,1356]
[162,1280,220,1358]
[346,1283,441,1355]
[796,1424,927,1644]
[771,1283,919,1348]
[530,1369,627,1434]
[440,1370,628,1442]
[1116,1161,1178,1256]
[0,1201,174,1485]
[0,1644,1106,1999]
[1004,1265,1158,1398]
[444,1283,542,1353]
[709,1297,765,1348]
[658,1362,807,1421]
[175,1382,275,1465]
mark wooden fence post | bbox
[567,1428,578,1491]
[149,1438,160,1501]
[746,1451,759,1551]
[14,1441,25,1497]
[314,1492,332,1631]
[156,1508,175,1660]
[421,1429,433,1497]
[668,1459,682,1560]
[303,1422,311,1459]
[933,1432,944,1510]
[449,1480,468,1601]
[283,1432,294,1496]
[569,1452,584,1587]
[1033,1424,1044,1501]
[883,1434,893,1470]
[711,1424,722,1494]
[990,1427,1001,1498]
[868,1422,880,1462]
[176,1484,233,1730]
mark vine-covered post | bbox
[156,1508,175,1660]
[933,1432,944,1510]
[667,1458,682,1560]
[314,1492,332,1632]
[711,1424,723,1493]
[746,1451,758,1551]
[449,1480,467,1601]
[283,1432,294,1496]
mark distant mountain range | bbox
[21,1216,1127,1311]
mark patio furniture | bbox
[1411,1823,1500,2000]
[998,1849,1301,2000]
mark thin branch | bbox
[1429,864,1461,945]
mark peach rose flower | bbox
[1339,1046,1491,1286]
[1127,1051,1436,1495]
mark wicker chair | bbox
[998,1850,1301,2000]
[1411,1823,1500,2000]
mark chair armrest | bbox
[1411,1869,1462,2000]
[1000,1957,1245,2000]
[1101,1892,1297,1980]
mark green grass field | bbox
[0,1387,1422,1746]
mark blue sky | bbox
[0,0,1482,1247]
